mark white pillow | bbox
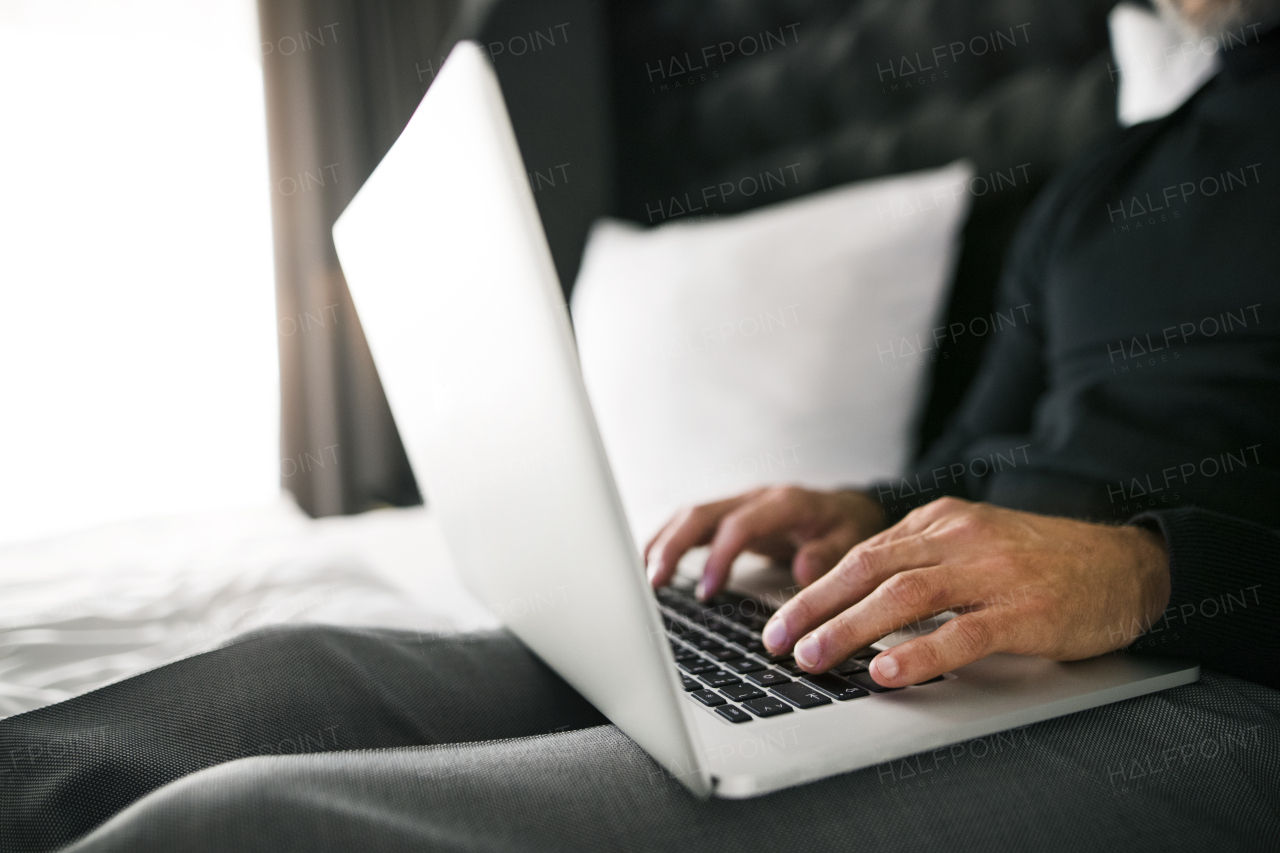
[571,161,974,542]
[1109,2,1221,127]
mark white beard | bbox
[1152,0,1280,40]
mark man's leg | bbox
[56,673,1280,853]
[0,624,607,853]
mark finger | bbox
[791,526,862,587]
[644,498,735,560]
[645,495,747,588]
[762,533,941,653]
[790,565,966,671]
[698,490,813,600]
[643,517,675,562]
[866,610,1006,687]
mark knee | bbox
[64,758,315,852]
[218,623,358,656]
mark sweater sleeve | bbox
[1127,507,1279,689]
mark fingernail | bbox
[873,653,899,680]
[794,634,821,668]
[695,578,709,600]
[646,556,662,584]
[761,618,788,650]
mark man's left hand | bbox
[760,497,1172,687]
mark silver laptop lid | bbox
[332,41,711,795]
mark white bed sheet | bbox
[0,498,499,718]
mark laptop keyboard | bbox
[657,585,902,724]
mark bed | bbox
[0,500,499,719]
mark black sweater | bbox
[872,26,1280,688]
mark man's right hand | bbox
[643,486,887,601]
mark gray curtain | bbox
[258,0,613,516]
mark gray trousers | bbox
[1,625,1277,852]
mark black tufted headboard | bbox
[265,0,1137,515]
[596,0,1128,455]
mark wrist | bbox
[1125,524,1172,629]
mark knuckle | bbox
[881,570,930,609]
[824,612,860,651]
[951,510,988,537]
[845,546,879,580]
[718,512,758,545]
[903,503,933,524]
[780,593,815,628]
[988,553,1020,577]
[767,484,803,504]
[716,515,745,543]
[948,615,995,657]
[911,637,945,673]
[679,504,708,527]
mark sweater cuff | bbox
[1126,507,1278,688]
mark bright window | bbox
[0,0,279,545]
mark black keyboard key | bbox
[687,617,715,634]
[800,672,869,701]
[846,671,900,693]
[658,592,694,610]
[705,647,744,662]
[673,649,701,663]
[720,616,755,634]
[741,641,767,655]
[743,696,794,717]
[912,675,945,685]
[657,587,685,604]
[700,671,743,688]
[680,675,700,692]
[758,650,793,663]
[690,635,725,652]
[679,661,719,675]
[833,658,868,675]
[744,670,791,687]
[725,658,765,674]
[706,620,742,639]
[691,689,726,707]
[772,682,833,709]
[719,683,766,702]
[715,705,752,724]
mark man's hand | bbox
[644,486,887,600]
[760,497,1173,687]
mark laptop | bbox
[331,41,1199,798]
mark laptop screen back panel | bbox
[333,42,711,796]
